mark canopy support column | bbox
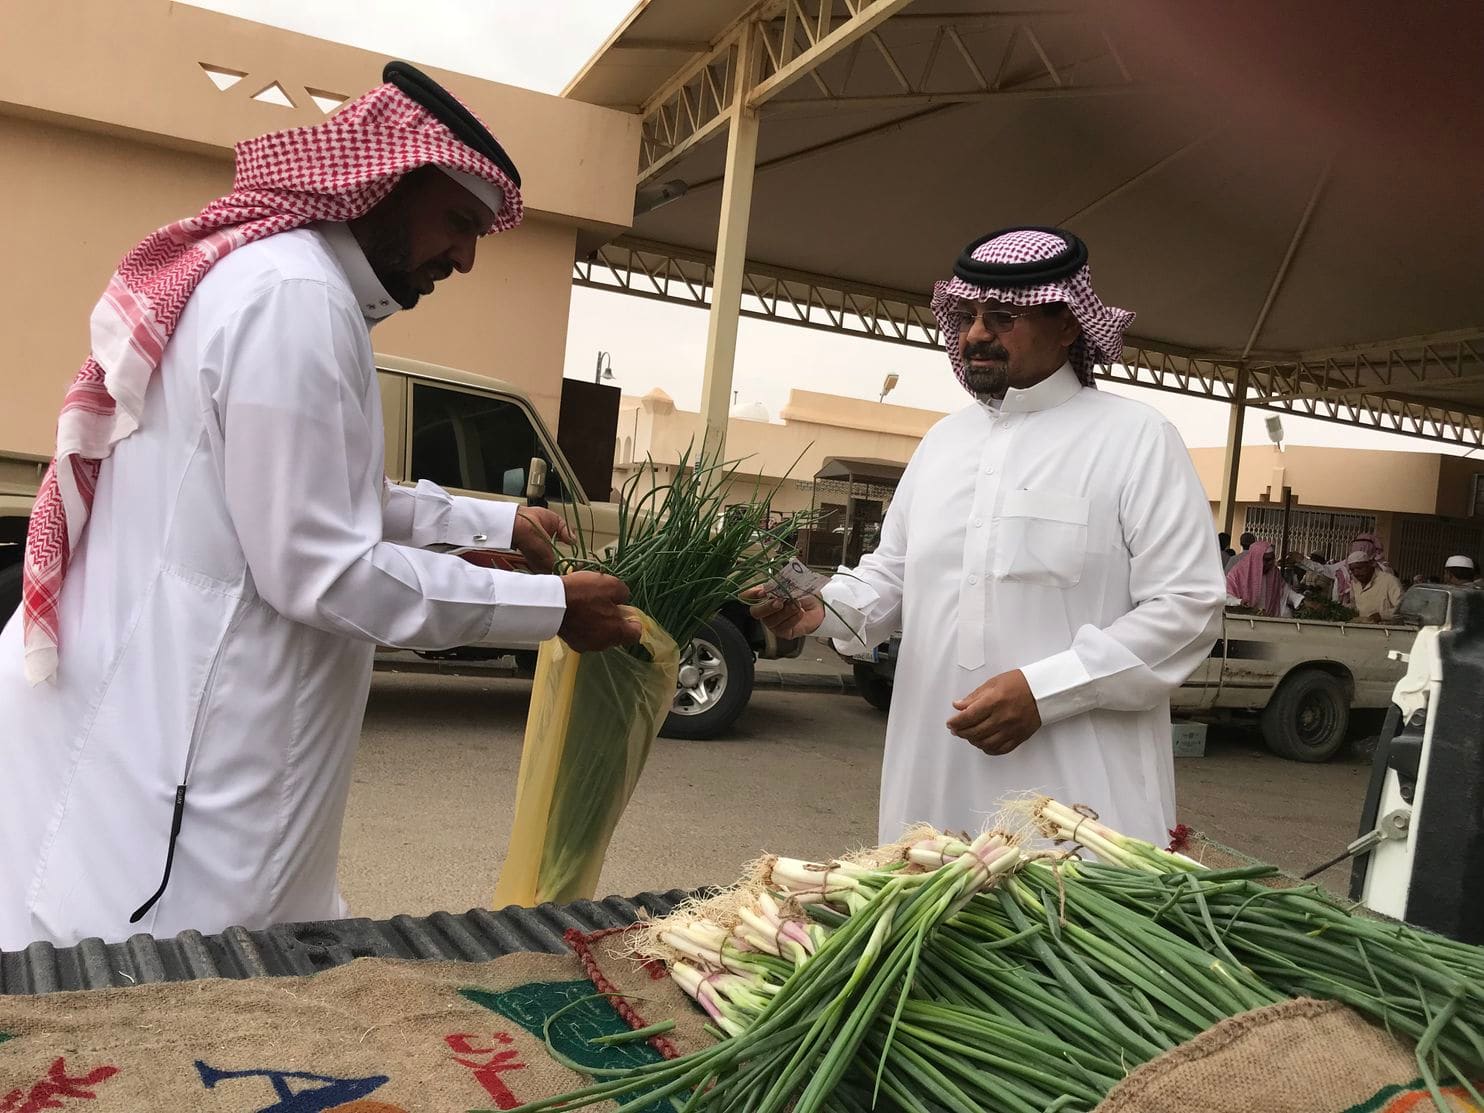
[1217,365,1250,538]
[697,24,761,454]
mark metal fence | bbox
[1390,515,1484,580]
[1241,506,1377,562]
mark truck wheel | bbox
[661,615,754,741]
[853,663,893,713]
[1260,668,1350,762]
[0,563,20,628]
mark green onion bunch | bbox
[1031,800,1484,1106]
[483,800,1484,1113]
[562,441,816,648]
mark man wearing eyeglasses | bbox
[748,227,1224,847]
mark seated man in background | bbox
[1443,555,1481,589]
[1226,541,1303,617]
[1218,531,1236,565]
[1348,550,1404,623]
[1225,532,1257,573]
[1300,551,1334,595]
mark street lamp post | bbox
[594,351,615,384]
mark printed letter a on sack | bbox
[193,1061,394,1113]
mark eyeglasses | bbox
[951,301,1044,334]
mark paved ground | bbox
[340,657,1373,919]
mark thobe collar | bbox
[318,222,401,325]
[999,362,1082,414]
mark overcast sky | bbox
[187,0,1476,457]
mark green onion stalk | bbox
[1031,798,1484,1107]
[484,800,1484,1113]
[491,832,1021,1113]
[560,439,820,650]
[1060,879,1484,1102]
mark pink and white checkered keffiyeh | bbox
[930,227,1134,391]
[1225,540,1284,616]
[21,81,522,684]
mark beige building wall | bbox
[1435,454,1484,518]
[0,0,639,456]
[1186,445,1446,517]
[0,114,233,457]
[614,389,939,515]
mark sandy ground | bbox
[338,670,1371,918]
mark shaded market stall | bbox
[798,455,905,568]
[565,0,1484,535]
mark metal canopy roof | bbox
[567,2,1484,447]
[815,456,907,483]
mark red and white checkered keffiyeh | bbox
[21,81,522,683]
[930,228,1134,390]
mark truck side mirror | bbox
[525,457,549,505]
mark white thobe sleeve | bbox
[219,279,566,649]
[814,455,919,653]
[1018,421,1225,725]
[1281,587,1306,617]
[382,478,518,550]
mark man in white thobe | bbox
[750,227,1225,847]
[1348,551,1404,623]
[0,63,638,950]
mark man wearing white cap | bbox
[1348,549,1404,623]
[748,226,1224,847]
[1443,556,1480,589]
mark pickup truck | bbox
[0,355,802,740]
[846,610,1414,763]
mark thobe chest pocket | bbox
[992,489,1091,588]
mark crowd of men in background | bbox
[1217,529,1480,623]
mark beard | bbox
[960,339,1010,398]
[360,222,438,310]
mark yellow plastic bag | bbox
[494,608,680,907]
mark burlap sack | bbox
[567,928,713,1061]
[1096,998,1484,1113]
[0,951,703,1113]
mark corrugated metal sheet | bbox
[0,891,690,996]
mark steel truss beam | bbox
[750,3,1140,112]
[635,4,1144,183]
[574,237,1484,448]
[748,0,915,108]
[637,37,741,185]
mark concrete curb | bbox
[374,652,863,696]
[755,667,857,693]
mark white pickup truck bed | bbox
[1172,612,1413,761]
